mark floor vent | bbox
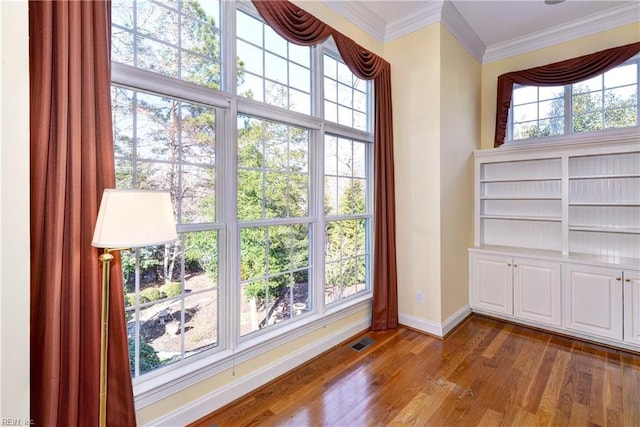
[351,337,374,351]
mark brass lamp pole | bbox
[92,189,177,427]
[98,249,114,427]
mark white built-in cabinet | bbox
[470,253,561,327]
[469,136,640,351]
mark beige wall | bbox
[0,0,30,420]
[439,26,480,321]
[480,23,640,149]
[385,24,443,322]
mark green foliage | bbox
[124,292,136,307]
[129,339,161,375]
[140,287,164,303]
[159,281,182,298]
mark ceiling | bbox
[321,0,639,62]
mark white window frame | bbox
[111,0,374,407]
[506,55,640,146]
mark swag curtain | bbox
[494,41,640,147]
[29,1,136,426]
[252,0,398,330]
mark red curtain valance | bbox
[252,0,398,330]
[494,41,640,147]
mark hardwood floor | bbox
[190,315,640,426]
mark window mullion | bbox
[218,0,239,353]
[564,85,572,134]
[311,44,326,315]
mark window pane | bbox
[325,219,369,305]
[512,86,537,105]
[265,26,287,57]
[605,63,637,88]
[574,112,603,133]
[539,99,563,120]
[112,0,221,88]
[237,11,310,113]
[573,92,602,114]
[112,87,135,158]
[605,86,637,109]
[237,116,309,220]
[539,86,563,101]
[181,165,215,223]
[574,75,603,94]
[237,11,263,45]
[513,103,538,122]
[604,107,637,129]
[324,53,370,131]
[240,224,311,336]
[237,40,264,75]
[513,121,540,140]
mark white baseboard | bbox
[145,318,370,427]
[399,305,471,338]
[399,312,444,336]
[442,305,471,336]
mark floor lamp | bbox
[92,189,178,427]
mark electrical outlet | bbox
[415,291,424,304]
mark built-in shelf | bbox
[569,202,640,207]
[480,177,561,183]
[481,214,562,222]
[569,174,640,180]
[569,225,640,234]
[481,196,562,200]
[474,138,640,260]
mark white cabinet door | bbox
[513,258,561,327]
[563,265,623,340]
[624,271,640,345]
[470,253,513,315]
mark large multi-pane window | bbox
[110,0,373,383]
[509,56,639,141]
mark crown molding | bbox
[320,1,637,64]
[321,0,387,42]
[482,2,640,64]
[440,1,485,63]
[384,1,443,43]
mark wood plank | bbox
[189,315,640,427]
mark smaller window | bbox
[509,56,639,141]
[112,0,222,89]
[324,53,369,131]
[236,10,311,114]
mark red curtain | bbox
[494,41,640,147]
[29,1,137,425]
[252,0,398,330]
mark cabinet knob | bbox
[507,263,512,267]
[626,278,631,283]
[513,264,518,267]
[616,277,622,281]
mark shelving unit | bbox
[568,151,640,260]
[477,157,563,252]
[473,138,640,261]
[470,137,640,352]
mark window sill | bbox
[132,293,373,410]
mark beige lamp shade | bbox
[92,189,178,248]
